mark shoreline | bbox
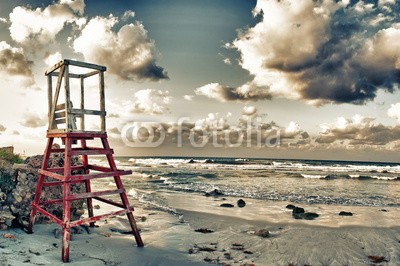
[1,189,399,265]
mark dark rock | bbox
[204,189,224,197]
[292,206,305,219]
[302,212,319,220]
[254,229,270,238]
[380,209,388,212]
[188,159,195,164]
[220,203,234,208]
[195,228,214,234]
[237,199,246,208]
[338,211,353,216]
[286,204,296,209]
[293,207,305,214]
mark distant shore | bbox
[1,186,399,265]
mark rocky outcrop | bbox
[0,150,85,228]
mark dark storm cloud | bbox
[0,41,35,86]
[201,0,400,105]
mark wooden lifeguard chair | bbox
[27,59,143,262]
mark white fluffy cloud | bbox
[195,82,271,102]
[242,106,257,116]
[73,15,168,81]
[44,52,63,67]
[183,95,194,101]
[388,103,400,122]
[9,0,85,50]
[127,89,171,115]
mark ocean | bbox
[93,157,400,207]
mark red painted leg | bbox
[27,137,54,233]
[62,138,72,262]
[101,136,144,247]
[81,139,95,227]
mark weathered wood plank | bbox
[70,109,106,116]
[48,71,80,79]
[82,70,100,78]
[65,59,106,71]
[80,77,85,130]
[54,111,66,119]
[49,66,65,130]
[55,103,66,111]
[99,71,106,131]
[55,118,66,124]
[45,60,64,76]
[47,75,52,125]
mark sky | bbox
[0,0,400,162]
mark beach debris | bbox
[286,204,296,209]
[368,255,388,263]
[254,229,270,238]
[380,209,388,212]
[237,199,246,208]
[53,228,60,238]
[3,233,16,239]
[231,243,245,250]
[28,249,41,256]
[94,204,101,209]
[195,228,214,234]
[205,189,224,197]
[338,211,353,216]
[99,232,112,237]
[109,228,133,234]
[224,252,232,260]
[220,203,234,208]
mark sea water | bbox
[92,157,400,207]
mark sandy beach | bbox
[1,186,399,266]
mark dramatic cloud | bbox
[210,0,400,105]
[20,113,47,128]
[316,115,400,146]
[0,124,6,132]
[73,15,168,81]
[9,0,85,50]
[195,82,271,102]
[127,89,171,115]
[0,41,35,87]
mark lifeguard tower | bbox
[27,59,143,262]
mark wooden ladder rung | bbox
[68,170,131,181]
[70,147,113,156]
[69,208,133,227]
[67,188,124,201]
[39,169,65,181]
